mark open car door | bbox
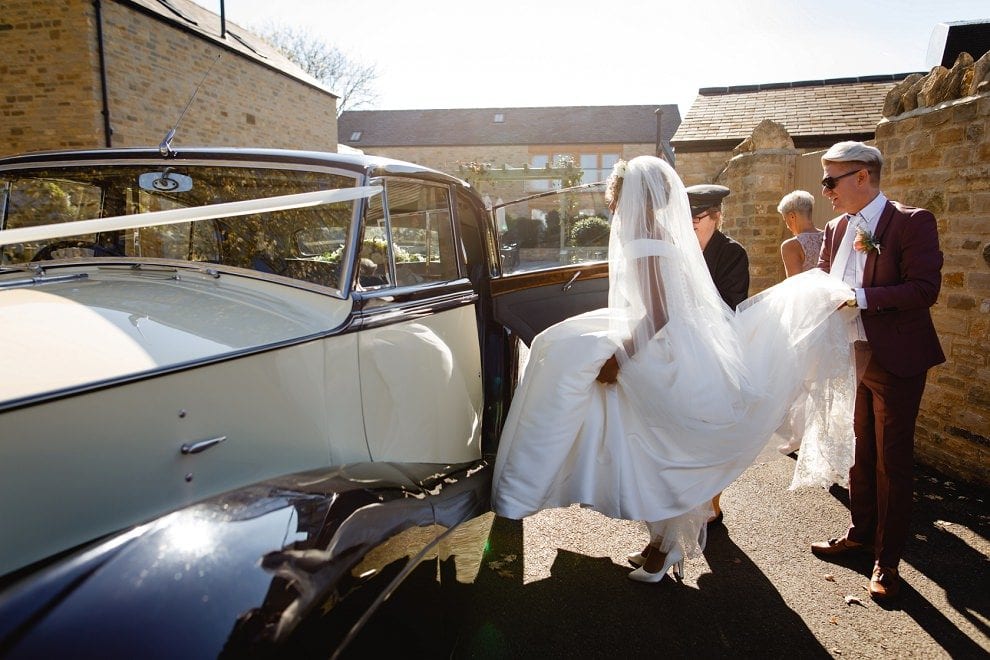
[489,182,610,346]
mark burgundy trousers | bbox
[846,343,928,568]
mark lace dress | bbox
[796,230,825,271]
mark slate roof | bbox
[672,74,921,151]
[337,105,681,148]
[123,0,335,97]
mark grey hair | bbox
[777,190,815,216]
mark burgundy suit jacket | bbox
[818,200,945,377]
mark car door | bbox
[488,182,611,346]
[354,177,483,465]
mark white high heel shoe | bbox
[626,551,646,567]
[627,548,684,583]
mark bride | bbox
[491,156,857,582]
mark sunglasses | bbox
[821,168,864,190]
[692,212,710,221]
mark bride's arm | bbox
[625,254,669,355]
[597,254,668,383]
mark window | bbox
[527,150,620,191]
[0,165,359,291]
[355,179,458,289]
[493,113,505,123]
[527,154,550,192]
[496,182,609,274]
[581,152,620,184]
[387,180,458,284]
[349,131,362,142]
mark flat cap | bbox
[685,184,731,218]
[821,141,883,167]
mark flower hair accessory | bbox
[853,227,881,254]
[612,160,628,179]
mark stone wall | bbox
[1,0,105,155]
[100,2,336,151]
[0,0,337,157]
[675,149,735,188]
[875,93,990,487]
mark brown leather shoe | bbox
[810,537,873,557]
[869,565,900,600]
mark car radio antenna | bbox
[159,52,223,158]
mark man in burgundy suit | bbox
[810,141,944,601]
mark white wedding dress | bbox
[491,156,856,558]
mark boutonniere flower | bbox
[853,227,881,254]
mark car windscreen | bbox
[0,163,361,291]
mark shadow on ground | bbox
[817,465,990,656]
[450,464,988,659]
[452,518,829,659]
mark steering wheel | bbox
[31,240,124,262]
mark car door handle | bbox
[562,271,581,292]
[180,436,227,455]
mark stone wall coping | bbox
[880,90,989,124]
[728,147,801,162]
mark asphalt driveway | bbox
[452,440,989,659]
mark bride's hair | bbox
[606,160,626,212]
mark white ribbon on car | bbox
[0,185,382,246]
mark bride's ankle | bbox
[643,547,668,572]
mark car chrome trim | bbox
[0,272,89,289]
[179,436,227,455]
[562,271,581,292]
[352,283,478,329]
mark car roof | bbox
[0,147,467,187]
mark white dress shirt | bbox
[834,192,887,340]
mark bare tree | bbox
[258,24,378,116]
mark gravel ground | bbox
[453,439,990,659]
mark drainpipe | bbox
[220,0,226,38]
[93,0,112,147]
[655,107,662,159]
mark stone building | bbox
[0,0,338,157]
[336,105,680,202]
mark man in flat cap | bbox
[687,184,750,311]
[811,141,944,601]
[686,183,750,526]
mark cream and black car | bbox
[0,147,610,657]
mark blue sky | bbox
[192,0,988,116]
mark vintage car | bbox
[0,147,610,657]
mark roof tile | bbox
[673,74,921,144]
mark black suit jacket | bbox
[703,230,750,311]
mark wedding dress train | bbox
[490,156,856,560]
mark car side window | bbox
[384,179,459,286]
[354,191,393,289]
[495,182,609,274]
